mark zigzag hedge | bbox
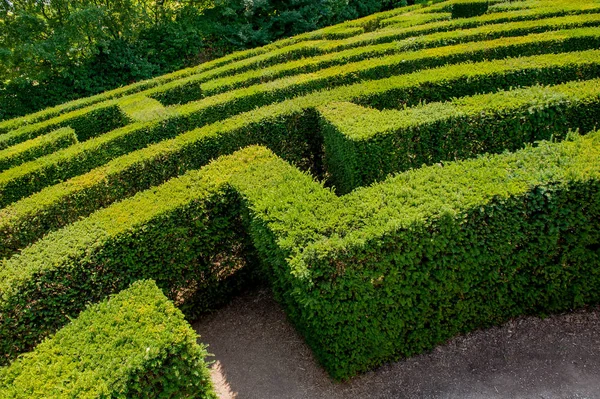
[2,0,600,389]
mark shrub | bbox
[0,280,216,398]
[452,1,489,19]
[2,131,599,378]
[0,127,77,172]
[319,79,600,193]
[3,50,600,259]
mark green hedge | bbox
[0,0,426,132]
[3,39,600,209]
[378,1,600,35]
[3,49,600,258]
[197,26,600,98]
[0,280,216,398]
[0,127,77,173]
[1,0,595,131]
[319,78,600,193]
[0,104,129,151]
[331,12,600,53]
[150,7,600,105]
[452,1,489,19]
[1,131,599,378]
[0,148,269,363]
[241,132,600,379]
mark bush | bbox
[244,132,600,379]
[0,280,216,398]
[2,131,600,380]
[2,1,598,133]
[0,127,77,172]
[0,104,129,150]
[319,79,600,193]
[452,1,489,19]
[0,148,266,362]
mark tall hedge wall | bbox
[319,78,600,193]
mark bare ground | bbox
[193,289,600,399]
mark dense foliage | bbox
[0,0,409,120]
[0,280,216,398]
[2,0,600,388]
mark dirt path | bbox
[193,289,600,399]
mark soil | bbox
[193,288,600,399]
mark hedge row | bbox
[196,26,600,98]
[329,12,600,53]
[0,0,593,133]
[319,78,600,193]
[159,1,600,104]
[0,146,276,362]
[0,280,216,398]
[278,131,600,378]
[3,50,600,258]
[0,104,129,151]
[150,12,600,105]
[4,38,600,209]
[2,130,599,378]
[0,127,77,173]
[0,0,435,133]
[378,0,600,32]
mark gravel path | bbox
[193,289,600,399]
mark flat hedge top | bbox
[0,280,213,398]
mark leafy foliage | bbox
[2,0,600,386]
[0,280,216,398]
[0,0,412,120]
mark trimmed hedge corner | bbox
[0,280,216,398]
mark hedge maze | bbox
[1,0,600,394]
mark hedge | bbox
[197,26,600,98]
[1,0,596,132]
[3,49,600,258]
[0,146,276,363]
[1,130,599,378]
[319,78,600,193]
[153,5,600,105]
[452,1,490,19]
[0,127,77,173]
[0,0,436,133]
[151,19,600,104]
[0,280,216,399]
[379,0,600,30]
[276,131,600,378]
[3,39,600,209]
[329,12,600,52]
[0,104,129,151]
